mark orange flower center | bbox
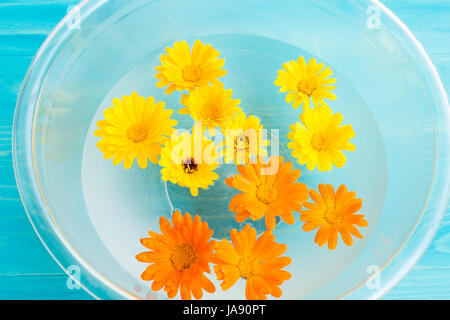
[170,244,197,271]
[234,135,250,151]
[237,256,259,280]
[127,124,148,143]
[182,64,201,82]
[297,79,316,96]
[311,133,329,151]
[182,158,198,174]
[323,207,343,225]
[256,184,277,205]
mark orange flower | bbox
[136,211,216,300]
[214,225,292,300]
[300,184,368,250]
[225,156,308,231]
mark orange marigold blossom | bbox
[136,211,216,300]
[225,156,309,231]
[300,184,368,250]
[214,225,292,300]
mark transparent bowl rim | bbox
[12,0,450,300]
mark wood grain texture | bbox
[0,0,448,299]
[381,0,450,300]
[0,275,89,300]
[0,0,91,299]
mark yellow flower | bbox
[179,84,241,135]
[274,57,337,109]
[287,103,355,171]
[94,92,177,169]
[159,130,220,196]
[155,40,227,94]
[220,112,269,164]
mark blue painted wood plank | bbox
[0,275,89,300]
[0,56,66,276]
[0,1,76,35]
[0,57,34,125]
[0,0,91,299]
[381,0,450,300]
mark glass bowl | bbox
[13,0,450,299]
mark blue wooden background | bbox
[0,0,448,299]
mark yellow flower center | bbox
[323,207,343,225]
[234,135,250,151]
[201,101,222,121]
[237,256,260,280]
[256,184,277,205]
[311,133,329,151]
[169,244,197,271]
[126,124,149,143]
[297,79,316,96]
[182,158,198,174]
[182,64,201,82]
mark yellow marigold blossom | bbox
[274,57,337,109]
[287,103,355,171]
[159,130,220,197]
[225,156,309,231]
[300,184,367,250]
[94,92,177,169]
[214,225,292,300]
[179,84,241,136]
[219,112,269,164]
[136,211,216,300]
[155,40,227,94]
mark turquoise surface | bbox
[0,0,448,299]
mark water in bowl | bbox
[81,34,387,299]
